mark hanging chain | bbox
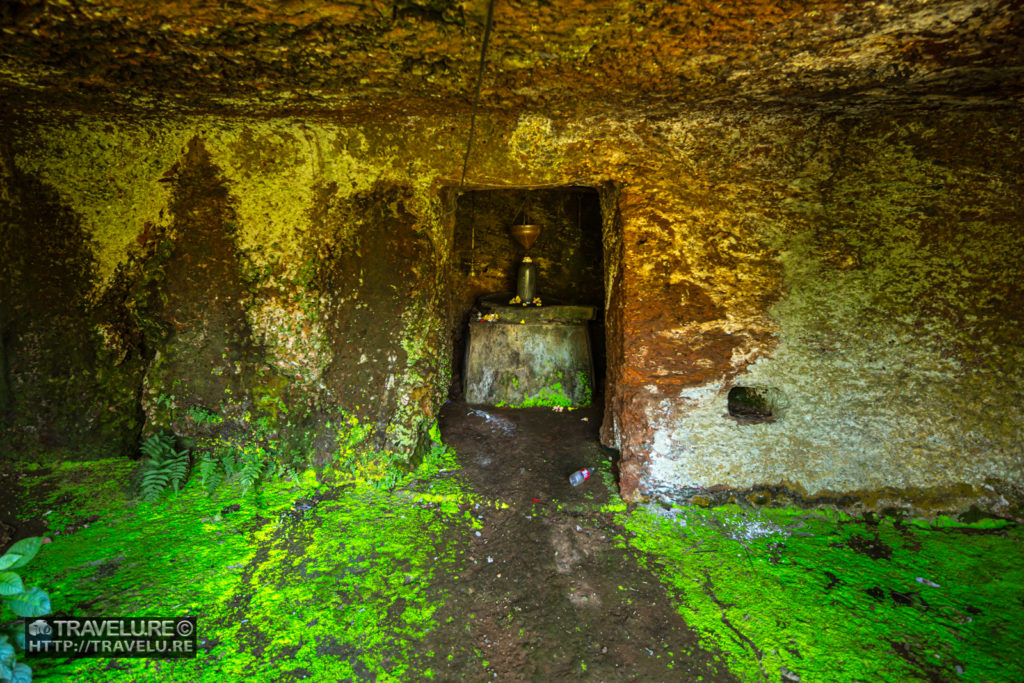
[460,0,497,274]
[459,0,497,189]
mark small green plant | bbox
[138,433,190,501]
[427,421,443,444]
[369,422,458,491]
[186,405,223,426]
[197,452,225,493]
[194,436,285,496]
[577,370,592,406]
[239,447,266,494]
[418,423,458,480]
[373,453,407,491]
[1,537,52,683]
[155,393,176,411]
[254,394,287,421]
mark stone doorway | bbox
[448,186,608,411]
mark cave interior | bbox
[0,0,1023,680]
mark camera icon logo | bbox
[28,619,52,636]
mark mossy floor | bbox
[2,405,1022,682]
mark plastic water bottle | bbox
[569,468,592,487]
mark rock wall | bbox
[1,136,146,455]
[0,117,454,465]
[1,107,1021,515]
[603,111,1024,517]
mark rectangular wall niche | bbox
[450,187,606,396]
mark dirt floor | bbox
[417,400,737,680]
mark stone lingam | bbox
[509,222,540,302]
[463,220,597,408]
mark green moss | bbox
[907,515,1013,531]
[519,383,573,408]
[507,115,565,177]
[388,302,447,459]
[17,449,478,681]
[498,381,586,409]
[576,370,592,407]
[619,504,1024,682]
[9,447,1023,682]
[495,374,593,405]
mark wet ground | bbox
[418,399,736,680]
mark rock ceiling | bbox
[1,0,1022,118]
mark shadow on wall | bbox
[1,134,449,468]
[0,147,145,457]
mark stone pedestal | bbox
[464,294,597,408]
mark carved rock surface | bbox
[1,1,1022,516]
[0,0,1021,116]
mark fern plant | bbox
[139,433,190,501]
[187,405,223,426]
[192,438,283,496]
[238,448,265,494]
[197,452,224,494]
[219,449,239,480]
